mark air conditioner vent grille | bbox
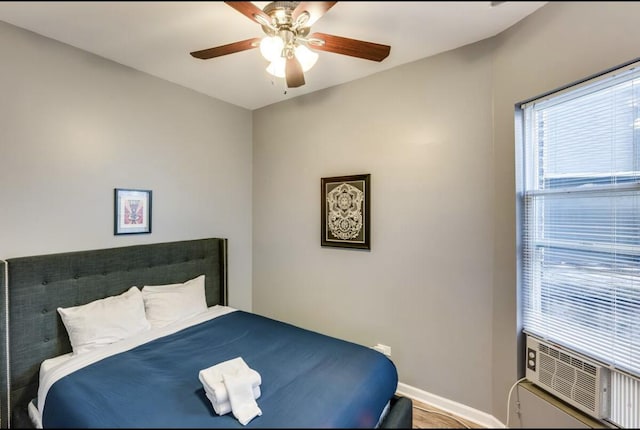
[540,354,555,373]
[555,377,574,398]
[584,362,597,376]
[575,389,596,412]
[577,371,596,393]
[540,370,553,387]
[556,361,575,383]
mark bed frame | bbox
[1,260,8,429]
[0,238,411,429]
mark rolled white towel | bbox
[201,368,261,403]
[206,391,232,416]
[204,385,261,416]
[199,357,250,389]
[223,370,262,425]
[199,357,262,418]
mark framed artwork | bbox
[114,188,152,235]
[321,174,370,250]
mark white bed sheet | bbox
[40,352,73,376]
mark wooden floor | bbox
[409,398,484,429]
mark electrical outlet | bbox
[372,343,392,357]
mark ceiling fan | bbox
[190,1,391,89]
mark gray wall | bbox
[253,1,640,426]
[0,21,254,310]
[253,38,496,412]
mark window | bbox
[517,60,640,428]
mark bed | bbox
[1,238,411,428]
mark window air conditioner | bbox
[525,334,610,420]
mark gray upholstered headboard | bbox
[1,260,7,430]
[2,238,227,428]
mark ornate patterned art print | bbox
[321,174,370,249]
[114,188,152,235]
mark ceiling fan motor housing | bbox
[261,1,310,37]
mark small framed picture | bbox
[114,188,152,235]
[321,174,370,250]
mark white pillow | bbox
[57,286,151,355]
[141,275,207,329]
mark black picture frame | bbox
[321,174,370,250]
[114,188,152,235]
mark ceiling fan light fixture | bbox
[294,11,310,29]
[259,35,284,62]
[294,44,319,71]
[265,43,318,78]
[266,57,286,78]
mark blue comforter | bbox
[43,311,398,428]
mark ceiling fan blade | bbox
[309,32,390,62]
[224,1,272,26]
[292,1,338,27]
[286,56,305,88]
[190,37,261,59]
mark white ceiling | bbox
[0,1,547,110]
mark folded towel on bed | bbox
[204,386,261,416]
[206,391,232,416]
[199,357,262,424]
[200,368,261,403]
[223,370,262,425]
[198,357,251,389]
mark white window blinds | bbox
[520,63,640,377]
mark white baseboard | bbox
[396,382,505,428]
